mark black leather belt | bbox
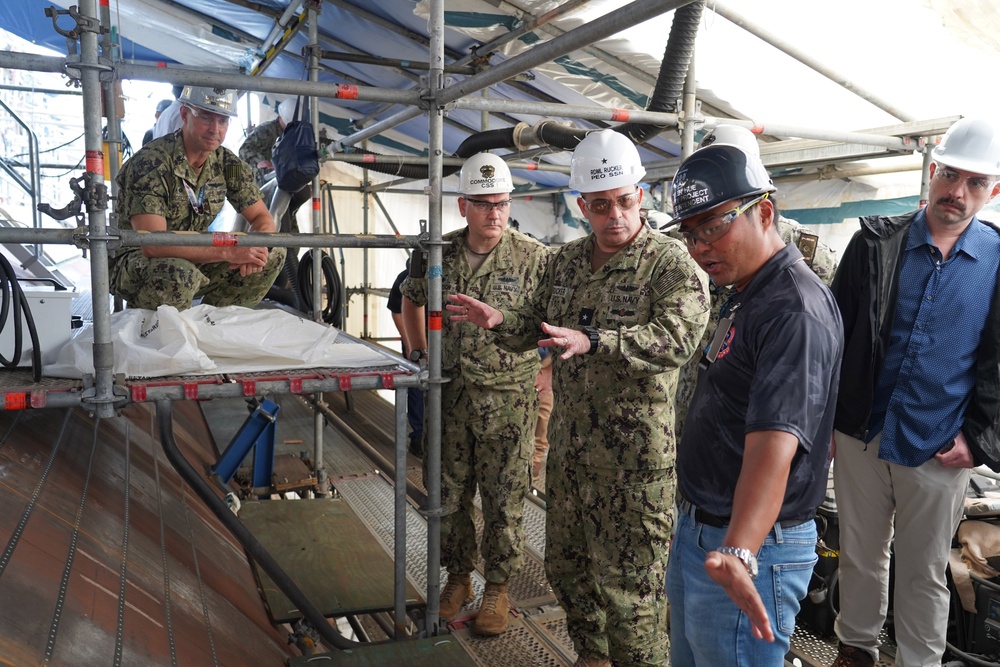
[677,496,811,530]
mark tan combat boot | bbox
[573,656,612,667]
[439,572,474,619]
[472,581,509,635]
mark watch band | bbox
[717,546,758,579]
[582,326,600,355]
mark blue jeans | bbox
[665,511,817,666]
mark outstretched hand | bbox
[446,293,503,329]
[538,321,591,360]
[705,551,774,642]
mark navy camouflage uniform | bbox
[674,215,838,436]
[112,133,285,310]
[401,228,550,584]
[238,119,282,188]
[493,227,709,666]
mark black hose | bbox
[265,254,304,312]
[154,400,362,652]
[297,251,342,327]
[617,0,705,145]
[453,128,518,157]
[0,254,42,381]
[536,121,589,150]
[945,641,1000,667]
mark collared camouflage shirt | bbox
[401,227,551,391]
[495,228,709,470]
[113,132,262,268]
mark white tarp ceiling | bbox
[3,0,1000,223]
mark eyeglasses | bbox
[464,198,512,212]
[581,191,642,215]
[935,166,996,192]
[680,193,769,249]
[185,105,231,128]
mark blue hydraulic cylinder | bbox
[212,398,280,489]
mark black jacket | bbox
[831,211,1000,470]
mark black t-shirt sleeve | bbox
[387,268,407,314]
[745,311,841,452]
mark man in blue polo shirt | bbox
[665,144,843,666]
[829,117,1000,667]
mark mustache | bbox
[936,197,966,212]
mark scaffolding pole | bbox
[77,0,118,418]
[423,0,445,639]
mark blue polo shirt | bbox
[866,211,1000,466]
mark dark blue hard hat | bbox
[671,145,775,224]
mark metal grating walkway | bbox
[201,392,852,666]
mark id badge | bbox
[699,315,734,369]
[699,301,741,370]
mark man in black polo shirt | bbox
[664,144,843,666]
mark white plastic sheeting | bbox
[43,304,396,379]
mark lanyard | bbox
[182,179,207,215]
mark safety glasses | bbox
[464,198,512,213]
[580,191,642,215]
[680,193,769,249]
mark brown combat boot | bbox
[439,572,473,619]
[831,642,875,667]
[472,581,509,635]
[573,656,612,667]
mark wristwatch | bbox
[409,348,428,362]
[582,326,600,355]
[717,546,758,579]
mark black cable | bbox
[0,254,42,381]
[7,132,86,160]
[297,251,342,327]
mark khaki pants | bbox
[533,387,553,475]
[833,430,969,667]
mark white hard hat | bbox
[699,124,760,158]
[277,98,296,125]
[569,129,646,193]
[179,86,238,117]
[459,153,512,195]
[932,117,1000,176]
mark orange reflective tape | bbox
[212,232,238,246]
[611,109,630,122]
[337,84,359,100]
[362,153,376,163]
[86,150,103,175]
[312,198,321,210]
[429,311,443,331]
[5,393,27,410]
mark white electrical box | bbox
[0,285,79,367]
